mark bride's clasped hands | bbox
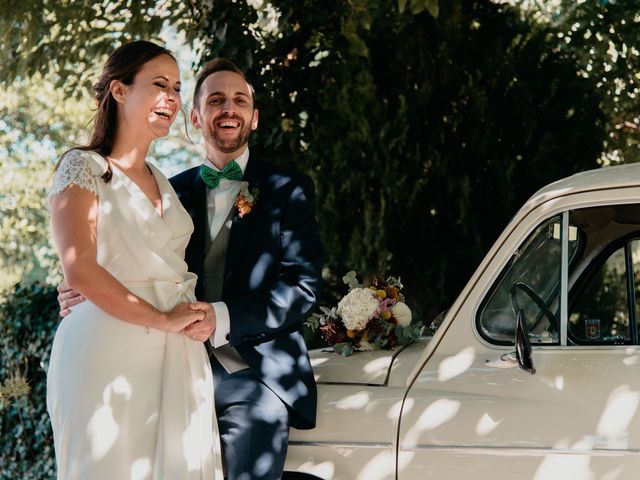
[152,301,216,342]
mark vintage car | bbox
[284,162,640,479]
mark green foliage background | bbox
[0,283,58,478]
[1,0,637,477]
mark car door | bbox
[398,190,640,480]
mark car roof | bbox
[524,162,640,211]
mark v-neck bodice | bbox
[53,149,195,284]
[109,161,165,219]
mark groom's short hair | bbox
[193,57,256,108]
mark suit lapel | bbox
[224,158,263,284]
[180,168,209,280]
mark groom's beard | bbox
[206,113,254,153]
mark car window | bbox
[478,204,640,347]
[568,238,640,345]
[477,215,581,345]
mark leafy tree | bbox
[1,0,606,318]
[0,0,604,313]
[502,0,640,164]
[0,75,91,290]
[189,0,605,314]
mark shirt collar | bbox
[204,148,250,174]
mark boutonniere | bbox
[234,182,259,218]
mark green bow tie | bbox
[200,160,243,189]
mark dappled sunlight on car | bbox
[622,353,640,366]
[364,356,395,375]
[130,458,152,480]
[534,433,628,480]
[292,460,336,479]
[335,391,371,410]
[356,451,396,480]
[540,374,565,391]
[388,398,407,419]
[438,346,476,382]
[475,412,501,436]
[308,347,401,385]
[596,385,639,443]
[533,451,596,480]
[309,356,329,367]
[403,398,461,445]
[396,451,415,476]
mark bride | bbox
[47,40,222,479]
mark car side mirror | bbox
[515,309,536,374]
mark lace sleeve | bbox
[50,149,106,198]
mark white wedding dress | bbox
[46,149,223,480]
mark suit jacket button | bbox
[225,334,230,341]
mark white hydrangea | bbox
[392,302,412,326]
[337,287,379,331]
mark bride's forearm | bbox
[64,260,159,328]
[51,185,161,328]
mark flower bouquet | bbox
[306,271,424,356]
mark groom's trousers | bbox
[211,355,290,480]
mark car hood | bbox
[308,338,430,386]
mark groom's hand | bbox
[57,279,85,317]
[184,302,216,342]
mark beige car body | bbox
[285,163,640,479]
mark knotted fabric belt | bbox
[123,272,198,311]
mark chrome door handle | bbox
[485,352,518,368]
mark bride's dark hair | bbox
[58,40,175,182]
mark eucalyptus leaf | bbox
[333,342,354,357]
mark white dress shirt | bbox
[206,148,250,348]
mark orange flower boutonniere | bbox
[234,182,259,218]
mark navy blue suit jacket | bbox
[170,158,322,429]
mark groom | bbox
[174,58,322,479]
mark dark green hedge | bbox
[0,282,58,479]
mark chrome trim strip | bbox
[561,211,569,346]
[400,444,639,455]
[288,441,392,449]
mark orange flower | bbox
[234,183,259,218]
[386,286,399,300]
[235,195,253,218]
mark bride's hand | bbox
[155,302,205,333]
[183,302,216,342]
[57,279,85,317]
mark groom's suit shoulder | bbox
[256,161,316,197]
[169,165,200,190]
[169,165,202,210]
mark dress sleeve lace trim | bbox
[50,149,106,198]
